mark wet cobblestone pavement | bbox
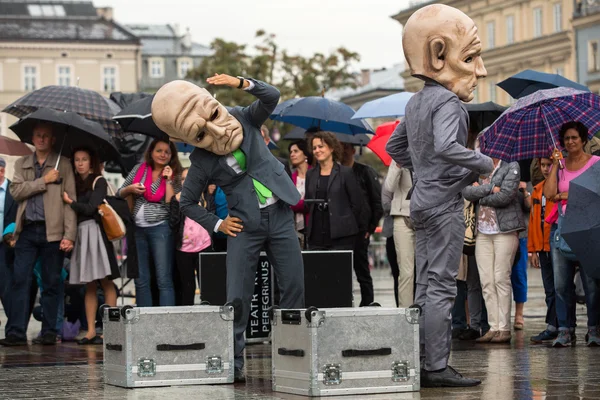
[1,267,598,400]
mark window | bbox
[23,65,38,91]
[57,65,71,86]
[553,3,562,32]
[29,4,65,17]
[27,5,42,16]
[149,58,163,78]
[178,59,192,78]
[102,66,117,92]
[590,41,600,72]
[533,7,543,38]
[53,5,66,17]
[506,15,515,45]
[488,81,497,103]
[487,21,495,49]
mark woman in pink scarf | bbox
[118,139,183,307]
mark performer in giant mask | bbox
[152,74,304,383]
[386,4,494,388]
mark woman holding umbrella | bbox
[543,121,600,347]
[62,147,118,344]
[117,139,182,307]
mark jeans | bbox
[538,251,558,329]
[6,223,64,339]
[32,279,64,333]
[552,230,600,330]
[134,222,175,307]
[511,238,528,303]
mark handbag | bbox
[93,177,127,241]
[463,199,477,255]
[553,200,577,261]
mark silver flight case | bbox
[271,307,420,396]
[103,305,235,388]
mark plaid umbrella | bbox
[479,87,600,162]
[2,85,122,137]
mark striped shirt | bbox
[118,163,182,225]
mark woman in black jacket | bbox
[305,131,364,250]
[63,147,118,344]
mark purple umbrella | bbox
[479,87,600,162]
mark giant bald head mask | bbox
[152,80,243,155]
[402,4,487,102]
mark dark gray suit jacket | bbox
[180,79,300,233]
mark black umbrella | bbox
[10,108,123,165]
[112,95,168,140]
[464,102,507,131]
[3,85,122,137]
[562,161,600,279]
[283,126,371,145]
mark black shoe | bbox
[459,328,481,341]
[0,335,28,346]
[41,332,57,345]
[234,367,246,383]
[421,365,481,388]
[452,328,465,339]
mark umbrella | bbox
[0,136,32,156]
[464,102,507,131]
[479,88,600,162]
[270,97,373,135]
[498,69,589,99]
[366,121,400,166]
[562,161,600,279]
[282,126,370,145]
[112,95,168,140]
[10,108,122,164]
[351,92,414,120]
[2,85,122,137]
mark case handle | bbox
[106,343,122,351]
[277,348,305,357]
[156,343,205,351]
[341,347,391,357]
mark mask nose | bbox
[476,58,487,78]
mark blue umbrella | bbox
[270,97,373,135]
[498,69,589,99]
[283,125,370,145]
[351,92,414,119]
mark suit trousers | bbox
[475,232,519,332]
[411,196,464,372]
[393,216,415,308]
[352,233,374,306]
[226,201,305,369]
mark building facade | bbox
[573,0,600,93]
[0,0,141,137]
[125,24,212,92]
[393,0,576,105]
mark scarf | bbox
[132,162,166,203]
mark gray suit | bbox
[180,79,305,369]
[386,80,493,371]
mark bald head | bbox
[152,80,243,155]
[402,4,487,102]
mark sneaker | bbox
[0,335,28,346]
[552,331,574,347]
[586,328,600,347]
[531,329,558,344]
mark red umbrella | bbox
[366,121,399,166]
[0,136,32,156]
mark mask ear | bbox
[427,37,447,72]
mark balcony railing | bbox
[574,0,600,17]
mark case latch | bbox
[206,356,223,374]
[405,307,420,324]
[137,358,156,377]
[323,364,342,385]
[392,361,409,382]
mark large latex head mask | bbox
[402,4,487,102]
[152,80,243,155]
